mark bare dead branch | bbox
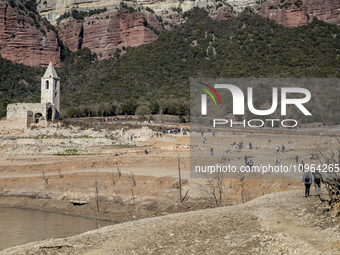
[314,135,340,209]
[128,172,136,187]
[41,170,49,184]
[58,168,63,179]
[131,188,139,220]
[181,189,189,203]
[195,172,227,207]
[95,167,100,228]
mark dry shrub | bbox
[316,137,340,211]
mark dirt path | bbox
[2,189,339,255]
[0,165,191,179]
[249,191,339,254]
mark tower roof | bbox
[43,62,59,79]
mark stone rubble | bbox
[0,126,154,156]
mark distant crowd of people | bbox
[199,130,325,198]
[158,126,188,135]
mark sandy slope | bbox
[1,189,340,255]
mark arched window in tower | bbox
[54,80,57,90]
[46,80,49,89]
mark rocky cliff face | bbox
[1,0,340,67]
[212,6,235,20]
[38,0,243,23]
[57,9,161,58]
[0,3,61,66]
[256,0,340,27]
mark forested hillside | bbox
[1,8,340,122]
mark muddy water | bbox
[0,207,112,250]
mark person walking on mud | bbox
[302,170,313,197]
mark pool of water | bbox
[0,207,113,250]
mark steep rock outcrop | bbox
[38,0,252,23]
[56,20,84,52]
[57,9,161,58]
[256,0,340,27]
[0,3,61,66]
[213,7,235,21]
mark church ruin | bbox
[0,62,60,130]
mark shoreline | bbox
[0,196,112,221]
[2,189,339,255]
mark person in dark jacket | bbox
[312,170,324,195]
[302,170,313,197]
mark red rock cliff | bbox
[0,3,61,66]
[57,9,161,58]
[256,0,340,27]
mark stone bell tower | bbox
[41,62,60,120]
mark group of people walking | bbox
[276,145,285,153]
[245,156,253,170]
[274,157,281,166]
[231,141,244,150]
[302,170,324,197]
